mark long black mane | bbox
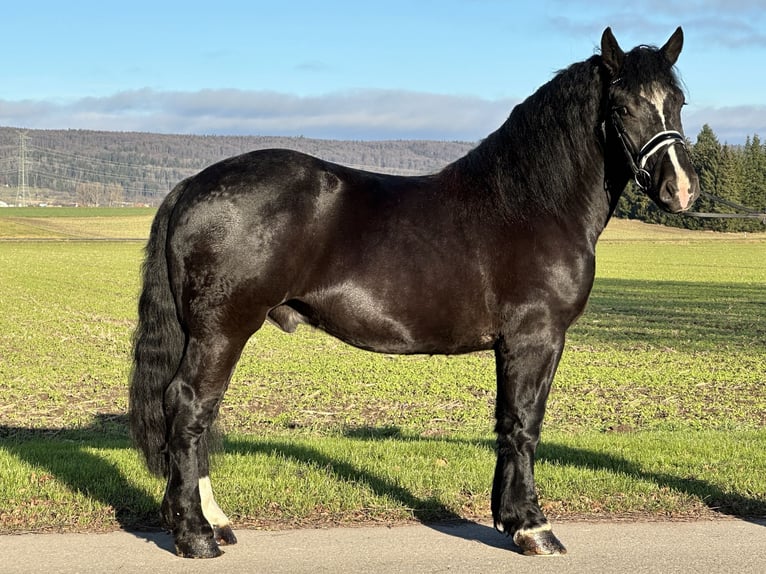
[442,55,609,222]
[442,43,683,224]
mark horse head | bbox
[602,27,700,213]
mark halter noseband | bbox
[610,104,687,192]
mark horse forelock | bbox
[616,44,683,93]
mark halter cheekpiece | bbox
[609,81,687,191]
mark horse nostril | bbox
[660,181,677,204]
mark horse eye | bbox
[614,106,629,117]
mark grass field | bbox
[0,208,764,533]
[0,207,153,239]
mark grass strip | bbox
[1,429,764,533]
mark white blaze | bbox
[644,86,694,210]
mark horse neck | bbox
[448,58,624,240]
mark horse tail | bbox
[128,180,188,477]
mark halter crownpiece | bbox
[611,108,687,191]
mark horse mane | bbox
[443,43,682,223]
[441,55,611,223]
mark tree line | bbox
[0,125,763,231]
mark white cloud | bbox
[1,88,760,144]
[0,89,516,141]
[547,1,766,48]
[685,105,766,144]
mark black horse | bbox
[130,27,699,558]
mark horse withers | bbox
[129,27,699,558]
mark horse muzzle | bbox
[657,174,700,213]
[652,145,700,213]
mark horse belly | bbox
[274,279,497,355]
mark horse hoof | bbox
[214,524,238,545]
[513,526,567,556]
[174,535,223,559]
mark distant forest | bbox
[0,125,763,232]
[0,128,473,207]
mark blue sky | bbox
[2,0,764,143]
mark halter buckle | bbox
[634,169,653,191]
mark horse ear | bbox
[661,27,684,66]
[601,27,624,76]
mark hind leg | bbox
[162,333,247,558]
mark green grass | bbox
[1,430,763,532]
[0,207,154,218]
[0,213,764,533]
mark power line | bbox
[16,132,29,207]
[29,169,166,198]
[0,134,203,205]
[26,143,180,171]
[27,159,178,184]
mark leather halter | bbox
[610,103,687,191]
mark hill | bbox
[0,127,475,207]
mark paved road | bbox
[2,519,765,573]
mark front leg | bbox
[492,326,567,555]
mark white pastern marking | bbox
[199,476,230,528]
[516,523,553,536]
[513,523,554,548]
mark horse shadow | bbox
[1,417,762,556]
[342,427,765,519]
[0,415,175,554]
[221,428,517,552]
[224,426,765,550]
